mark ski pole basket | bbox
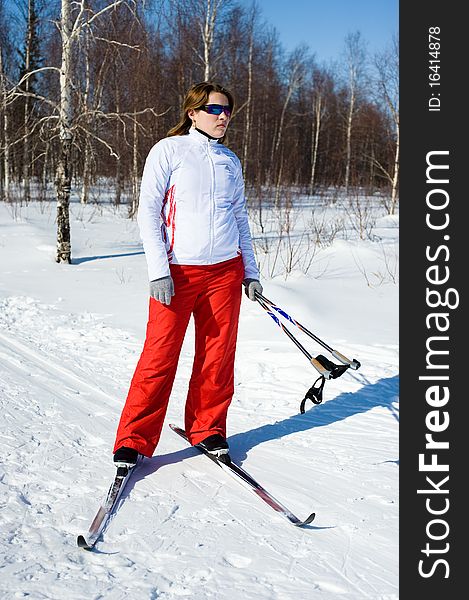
[253,290,361,413]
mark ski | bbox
[77,463,137,550]
[169,424,315,527]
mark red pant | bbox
[114,255,244,457]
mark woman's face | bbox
[189,92,231,138]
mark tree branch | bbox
[5,67,61,97]
[92,37,141,51]
[76,124,120,159]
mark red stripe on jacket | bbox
[161,185,176,260]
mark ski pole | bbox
[254,291,361,371]
[251,289,361,412]
[253,292,330,378]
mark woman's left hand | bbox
[243,279,263,301]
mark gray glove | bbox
[149,275,174,305]
[243,278,263,301]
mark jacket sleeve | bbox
[137,140,173,281]
[231,159,260,280]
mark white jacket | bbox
[137,128,259,282]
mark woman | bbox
[113,82,262,467]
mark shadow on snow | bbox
[230,374,399,463]
[132,374,399,479]
[71,250,144,265]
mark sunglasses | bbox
[200,104,232,117]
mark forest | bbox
[0,0,398,263]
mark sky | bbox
[240,0,399,62]
[3,0,398,65]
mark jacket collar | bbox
[188,127,221,145]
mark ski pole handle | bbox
[331,350,361,370]
[310,356,333,379]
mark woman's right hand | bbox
[243,278,263,301]
[149,276,175,305]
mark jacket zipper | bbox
[207,141,216,262]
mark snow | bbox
[0,198,398,599]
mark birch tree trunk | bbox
[23,91,30,203]
[257,108,264,233]
[55,0,127,262]
[80,18,91,205]
[80,144,91,204]
[390,122,399,215]
[22,0,34,204]
[41,140,49,201]
[342,32,366,194]
[197,0,222,80]
[368,138,375,190]
[129,114,138,218]
[374,36,399,214]
[273,83,293,157]
[189,0,223,81]
[344,85,354,193]
[115,90,121,206]
[310,93,323,194]
[56,0,73,263]
[0,50,10,202]
[388,40,399,215]
[269,54,303,193]
[242,15,254,171]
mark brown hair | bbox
[167,81,234,143]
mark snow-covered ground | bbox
[0,198,398,599]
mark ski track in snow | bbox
[0,203,398,599]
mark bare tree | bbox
[373,35,399,214]
[267,45,305,188]
[241,2,258,170]
[0,29,11,202]
[274,47,305,156]
[200,0,223,80]
[19,0,42,203]
[309,66,332,194]
[56,0,138,263]
[0,75,10,202]
[341,31,367,193]
[167,0,227,82]
[78,8,93,205]
[55,0,74,262]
